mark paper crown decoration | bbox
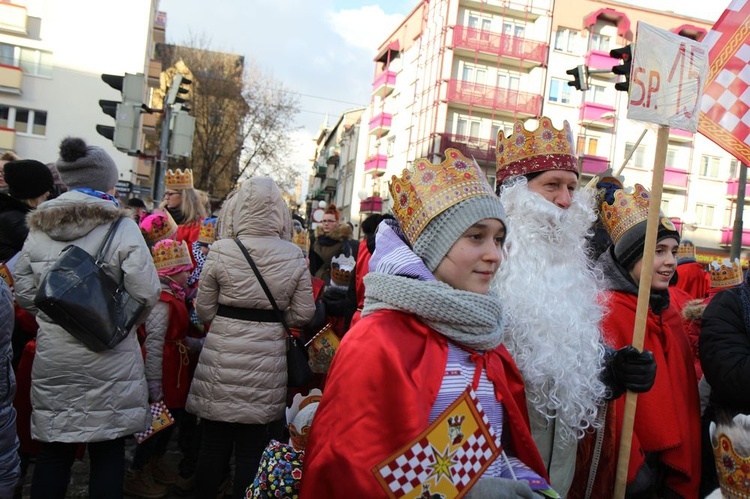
[599,184,676,245]
[198,218,217,245]
[495,117,578,186]
[0,263,13,290]
[292,224,310,254]
[286,389,322,452]
[140,211,178,246]
[709,259,744,289]
[165,168,194,191]
[711,414,750,499]
[330,253,355,288]
[390,148,495,244]
[677,239,697,262]
[152,239,192,271]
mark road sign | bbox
[627,22,708,132]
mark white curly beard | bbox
[494,178,608,442]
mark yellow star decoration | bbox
[428,445,457,485]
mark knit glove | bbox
[465,478,535,499]
[184,336,205,354]
[147,380,163,403]
[606,345,657,399]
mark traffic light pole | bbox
[153,104,172,203]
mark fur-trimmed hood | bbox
[314,222,352,241]
[26,190,129,242]
[683,298,708,322]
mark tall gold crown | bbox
[390,148,495,244]
[152,239,192,271]
[140,212,178,246]
[198,218,217,245]
[165,168,194,191]
[599,184,676,245]
[495,117,578,185]
[711,416,750,499]
[677,240,697,262]
[710,259,743,289]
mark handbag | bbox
[34,217,146,352]
[234,239,314,388]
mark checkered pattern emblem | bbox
[699,0,750,164]
[373,388,501,498]
[134,401,175,444]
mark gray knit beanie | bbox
[413,195,507,272]
[56,137,119,192]
[614,219,680,270]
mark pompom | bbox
[59,137,88,163]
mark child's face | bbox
[170,270,190,288]
[432,218,505,295]
[629,238,678,291]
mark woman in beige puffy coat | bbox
[187,176,315,498]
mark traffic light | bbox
[96,73,145,153]
[169,108,196,158]
[166,74,192,107]
[565,65,589,91]
[610,45,633,92]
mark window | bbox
[729,158,738,178]
[591,33,611,52]
[554,28,578,53]
[577,136,598,155]
[491,122,513,142]
[588,84,607,104]
[666,148,677,168]
[0,105,47,136]
[700,155,720,178]
[456,117,481,141]
[467,14,492,40]
[461,64,486,85]
[661,198,670,216]
[549,78,571,104]
[696,203,715,227]
[497,72,520,91]
[386,136,395,157]
[625,142,646,168]
[0,43,52,77]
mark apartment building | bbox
[0,0,162,200]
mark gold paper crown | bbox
[286,389,322,452]
[140,212,178,246]
[600,184,676,245]
[0,262,13,290]
[152,239,192,271]
[198,218,217,245]
[495,117,578,185]
[293,227,310,254]
[712,416,750,499]
[710,259,743,289]
[165,168,194,191]
[390,148,495,244]
[677,240,697,261]
[330,253,355,287]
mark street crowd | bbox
[0,116,748,499]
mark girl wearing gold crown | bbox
[588,184,701,498]
[161,169,207,255]
[302,150,555,498]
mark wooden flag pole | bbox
[613,124,670,498]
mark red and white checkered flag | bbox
[699,0,750,163]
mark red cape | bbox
[675,262,711,300]
[594,291,701,497]
[301,309,548,497]
[349,242,372,328]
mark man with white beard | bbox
[494,117,656,497]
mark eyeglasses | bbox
[164,191,181,198]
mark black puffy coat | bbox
[0,193,30,262]
[699,287,750,414]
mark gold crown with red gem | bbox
[151,239,192,271]
[165,168,194,191]
[495,117,578,186]
[709,259,743,289]
[711,415,750,499]
[599,184,676,245]
[140,211,178,246]
[390,148,495,244]
[198,218,217,245]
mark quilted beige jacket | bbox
[187,177,315,424]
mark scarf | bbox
[73,187,119,207]
[161,276,187,301]
[362,220,504,351]
[166,205,186,225]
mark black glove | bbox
[607,345,657,398]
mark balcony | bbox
[580,102,616,128]
[438,134,494,164]
[671,218,683,233]
[323,178,338,192]
[0,127,15,151]
[446,79,542,117]
[664,167,688,189]
[669,127,694,142]
[372,70,396,99]
[0,2,27,35]
[313,162,327,178]
[0,64,22,95]
[586,50,618,73]
[452,25,547,68]
[141,112,157,135]
[726,178,750,198]
[579,154,609,175]
[721,227,750,246]
[369,112,392,138]
[147,59,161,89]
[153,11,166,45]
[364,154,388,174]
[360,196,383,214]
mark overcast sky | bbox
[158,0,729,173]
